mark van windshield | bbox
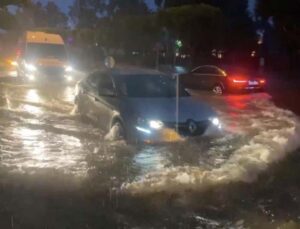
[26,43,67,61]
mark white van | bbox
[16,31,73,82]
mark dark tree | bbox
[0,0,28,8]
[256,0,300,73]
[45,2,68,28]
[69,0,105,28]
[0,0,28,29]
[158,4,224,64]
[156,0,256,66]
[106,0,149,16]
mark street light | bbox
[174,39,183,66]
[175,40,183,49]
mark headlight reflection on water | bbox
[12,127,85,173]
[23,89,42,115]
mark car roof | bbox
[26,31,64,45]
[192,65,220,71]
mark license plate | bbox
[248,80,258,86]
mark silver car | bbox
[75,67,221,143]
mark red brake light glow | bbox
[228,76,248,84]
[232,79,247,83]
[259,79,266,84]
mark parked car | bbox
[180,65,266,95]
[75,67,221,143]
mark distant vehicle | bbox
[180,65,266,95]
[16,31,74,83]
[0,56,17,78]
[75,67,221,143]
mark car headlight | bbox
[137,118,164,130]
[66,75,73,82]
[210,117,222,129]
[10,60,18,66]
[65,66,73,72]
[28,74,35,81]
[25,63,37,72]
[211,117,220,126]
[149,120,164,130]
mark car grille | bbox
[164,120,210,136]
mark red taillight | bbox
[228,76,248,84]
[232,79,247,83]
[259,79,266,84]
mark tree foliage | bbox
[256,0,300,49]
[108,0,148,15]
[157,0,255,50]
[14,1,67,29]
[69,0,105,28]
[0,0,28,29]
[94,15,159,51]
[44,2,68,28]
[0,10,17,30]
[158,4,224,62]
[0,0,28,8]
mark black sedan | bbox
[180,65,266,95]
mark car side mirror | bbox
[99,88,115,97]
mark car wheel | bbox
[110,121,125,141]
[212,84,224,95]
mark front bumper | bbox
[24,70,73,83]
[134,120,222,143]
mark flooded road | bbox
[0,78,300,228]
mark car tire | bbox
[212,84,224,95]
[110,121,126,141]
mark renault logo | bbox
[188,120,197,134]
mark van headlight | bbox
[65,75,73,82]
[137,118,164,130]
[25,63,37,72]
[65,66,73,72]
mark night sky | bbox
[37,0,157,12]
[37,0,255,15]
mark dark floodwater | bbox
[0,77,300,228]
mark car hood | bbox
[124,97,216,123]
[36,58,66,68]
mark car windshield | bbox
[26,43,67,60]
[115,74,190,98]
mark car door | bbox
[91,73,117,131]
[191,66,223,90]
[181,68,203,89]
[81,73,101,120]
